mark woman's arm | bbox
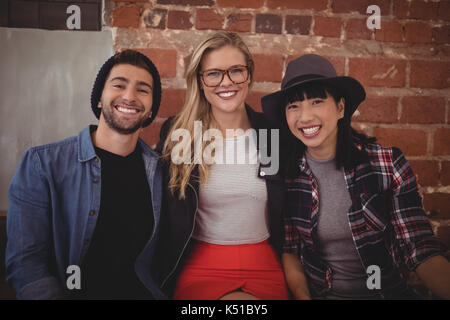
[282,253,311,300]
[389,147,448,299]
[415,255,450,300]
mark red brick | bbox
[448,102,450,124]
[393,0,409,19]
[113,7,141,28]
[246,91,270,113]
[395,0,440,20]
[356,96,399,123]
[409,0,439,20]
[423,193,450,219]
[433,128,450,156]
[168,10,193,30]
[349,58,406,88]
[374,20,403,42]
[400,96,446,124]
[183,54,192,76]
[255,14,282,34]
[346,19,373,40]
[441,162,450,185]
[373,128,427,156]
[325,56,345,75]
[404,22,432,43]
[409,160,439,187]
[143,8,167,29]
[287,55,345,75]
[253,54,283,82]
[432,26,450,44]
[158,89,186,118]
[157,0,213,5]
[332,0,390,15]
[139,118,165,148]
[438,1,450,21]
[267,0,327,11]
[225,13,252,32]
[111,0,146,2]
[196,9,223,30]
[217,0,264,8]
[332,0,368,13]
[410,60,450,89]
[285,15,311,35]
[314,17,342,38]
[135,48,177,78]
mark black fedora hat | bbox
[261,54,365,125]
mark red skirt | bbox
[173,240,289,300]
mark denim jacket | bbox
[5,125,166,299]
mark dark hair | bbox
[90,49,162,127]
[280,82,376,178]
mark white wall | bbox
[0,27,113,210]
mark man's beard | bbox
[101,101,150,135]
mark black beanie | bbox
[90,50,162,127]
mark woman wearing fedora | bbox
[261,54,450,300]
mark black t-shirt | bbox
[76,145,154,299]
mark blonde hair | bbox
[162,31,254,199]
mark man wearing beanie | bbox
[5,50,166,300]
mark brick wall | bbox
[107,0,449,262]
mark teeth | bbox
[302,126,320,134]
[217,91,236,98]
[117,106,138,114]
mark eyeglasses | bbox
[199,65,250,87]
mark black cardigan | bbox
[152,105,286,297]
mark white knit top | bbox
[192,130,270,245]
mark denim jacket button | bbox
[92,177,99,183]
[89,210,95,216]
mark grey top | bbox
[306,152,379,299]
[192,132,269,245]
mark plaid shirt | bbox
[283,143,447,297]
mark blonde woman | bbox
[153,32,289,300]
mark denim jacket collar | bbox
[77,125,98,162]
